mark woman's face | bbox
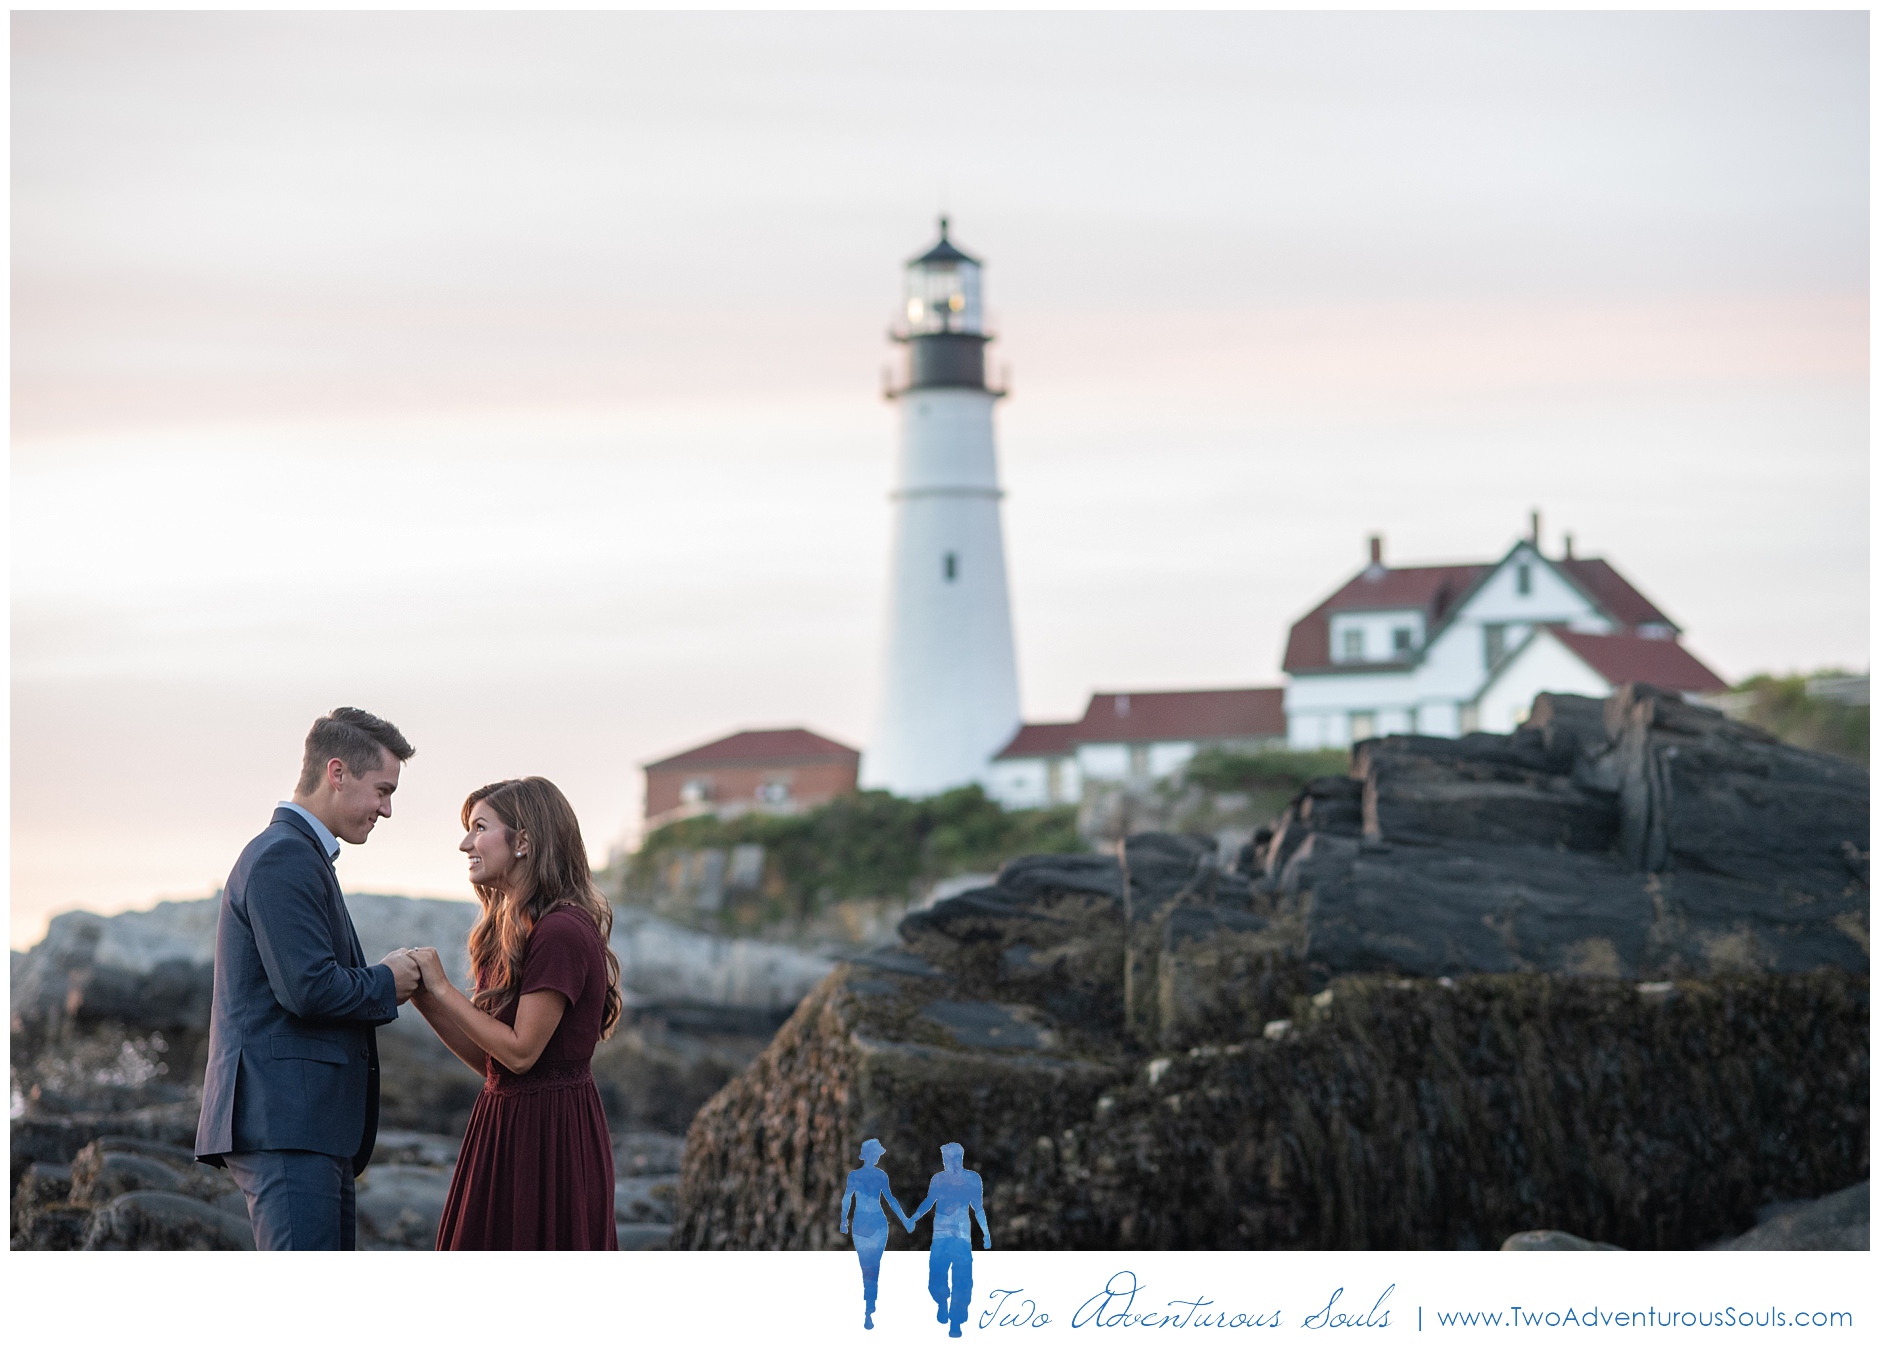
[460,800,528,890]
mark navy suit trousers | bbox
[225,1150,356,1251]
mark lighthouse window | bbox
[943,553,958,581]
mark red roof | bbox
[994,722,1082,760]
[1282,563,1486,672]
[1543,627,1726,693]
[992,690,1287,762]
[1555,557,1674,631]
[1283,552,1676,675]
[643,728,859,772]
[1074,688,1286,744]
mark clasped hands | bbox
[841,1208,921,1237]
[377,946,450,1004]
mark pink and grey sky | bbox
[10,11,1868,947]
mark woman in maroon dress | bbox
[410,776,622,1250]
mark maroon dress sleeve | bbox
[520,908,592,1008]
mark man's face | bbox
[327,748,400,844]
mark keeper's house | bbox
[1282,523,1726,749]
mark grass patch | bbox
[624,785,1083,929]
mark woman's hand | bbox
[412,947,450,994]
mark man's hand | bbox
[380,949,421,1004]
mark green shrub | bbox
[1728,672,1869,766]
[625,785,1083,925]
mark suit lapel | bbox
[271,809,362,966]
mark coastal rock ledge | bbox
[677,687,1869,1251]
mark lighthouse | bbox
[861,219,1022,796]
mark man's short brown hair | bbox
[296,707,416,795]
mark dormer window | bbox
[1340,628,1365,662]
[1516,563,1532,596]
[1392,627,1414,655]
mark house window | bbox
[680,778,714,805]
[943,552,958,581]
[1483,623,1507,668]
[1516,563,1532,596]
[1349,712,1376,742]
[1392,627,1414,655]
[1340,628,1365,662]
[1459,703,1479,733]
[755,779,792,804]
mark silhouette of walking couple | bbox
[840,1139,991,1335]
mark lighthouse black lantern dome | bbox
[863,219,1022,796]
[896,218,995,392]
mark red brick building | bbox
[642,728,861,829]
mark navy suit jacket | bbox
[195,809,400,1169]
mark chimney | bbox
[1368,535,1383,566]
[1529,509,1541,548]
[1564,533,1575,560]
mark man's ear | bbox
[326,757,348,790]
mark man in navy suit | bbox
[195,707,422,1250]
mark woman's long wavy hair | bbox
[462,777,621,1039]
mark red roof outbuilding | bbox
[643,728,858,773]
[995,688,1286,760]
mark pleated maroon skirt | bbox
[435,1059,617,1250]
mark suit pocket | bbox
[270,1034,347,1065]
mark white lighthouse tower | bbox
[862,219,1022,796]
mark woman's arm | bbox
[838,1185,856,1234]
[412,948,568,1074]
[409,987,490,1075]
[886,1190,916,1233]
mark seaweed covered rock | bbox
[678,964,1866,1250]
[678,688,1868,1250]
[674,960,1128,1250]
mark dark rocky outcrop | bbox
[9,1131,251,1251]
[1502,1181,1870,1251]
[82,1191,256,1251]
[1714,1181,1869,1251]
[678,688,1868,1250]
